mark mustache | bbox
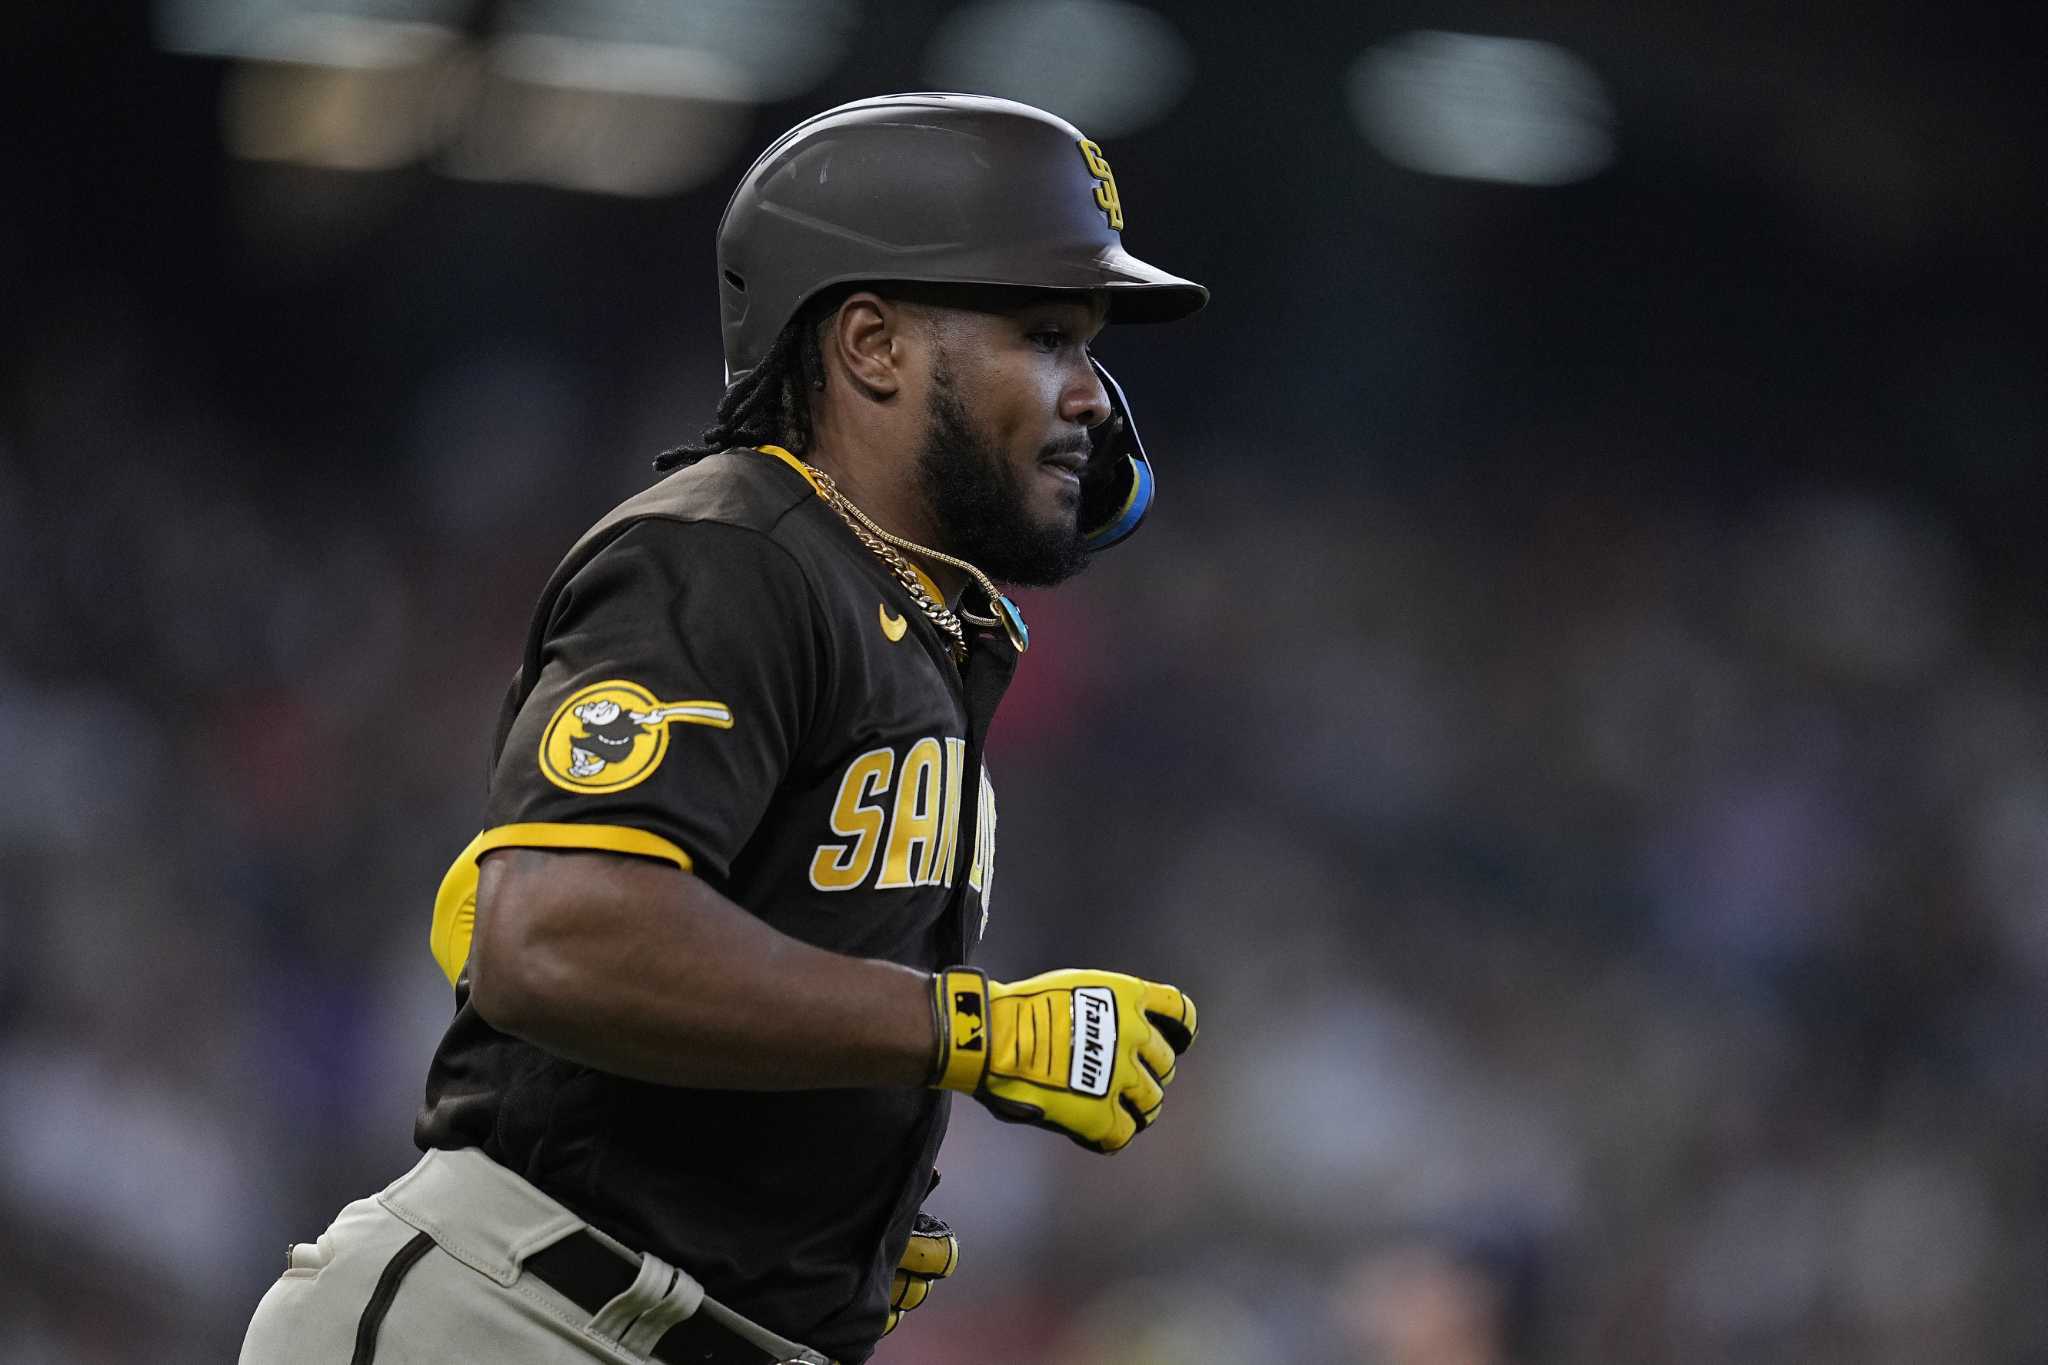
[1039,434,1094,463]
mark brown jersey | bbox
[415,445,1016,1362]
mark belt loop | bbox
[585,1251,675,1343]
[620,1255,705,1353]
[585,1250,707,1353]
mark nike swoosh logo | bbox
[879,603,908,642]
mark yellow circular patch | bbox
[538,679,675,794]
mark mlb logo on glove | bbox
[951,991,985,1051]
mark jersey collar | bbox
[754,445,950,606]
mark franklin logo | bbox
[538,679,733,794]
[1076,139,1124,230]
[952,991,985,1051]
[1069,986,1116,1097]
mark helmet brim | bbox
[783,246,1208,336]
[1093,244,1210,323]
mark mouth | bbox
[1040,447,1089,483]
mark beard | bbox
[915,364,1092,589]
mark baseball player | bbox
[240,93,1207,1365]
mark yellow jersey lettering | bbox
[813,737,985,894]
[967,768,998,902]
[1077,138,1123,231]
[936,737,967,886]
[878,737,945,888]
[808,747,894,891]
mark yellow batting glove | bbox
[929,966,1199,1154]
[881,1212,958,1336]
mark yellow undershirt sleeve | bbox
[428,822,694,987]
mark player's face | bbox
[914,294,1112,588]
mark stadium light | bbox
[1348,31,1615,186]
[168,0,858,195]
[923,0,1194,138]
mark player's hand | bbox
[929,966,1198,1153]
[881,1211,958,1336]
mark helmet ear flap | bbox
[1081,358,1154,550]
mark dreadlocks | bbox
[655,300,832,472]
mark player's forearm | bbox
[469,848,935,1089]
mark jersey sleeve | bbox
[478,517,824,885]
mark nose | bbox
[1061,360,1112,430]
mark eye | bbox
[1028,327,1068,352]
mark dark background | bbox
[3,3,2044,1362]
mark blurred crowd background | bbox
[3,2,2044,1363]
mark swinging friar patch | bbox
[538,679,733,794]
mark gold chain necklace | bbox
[803,463,1031,663]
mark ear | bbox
[824,292,917,400]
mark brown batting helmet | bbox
[715,92,1207,548]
